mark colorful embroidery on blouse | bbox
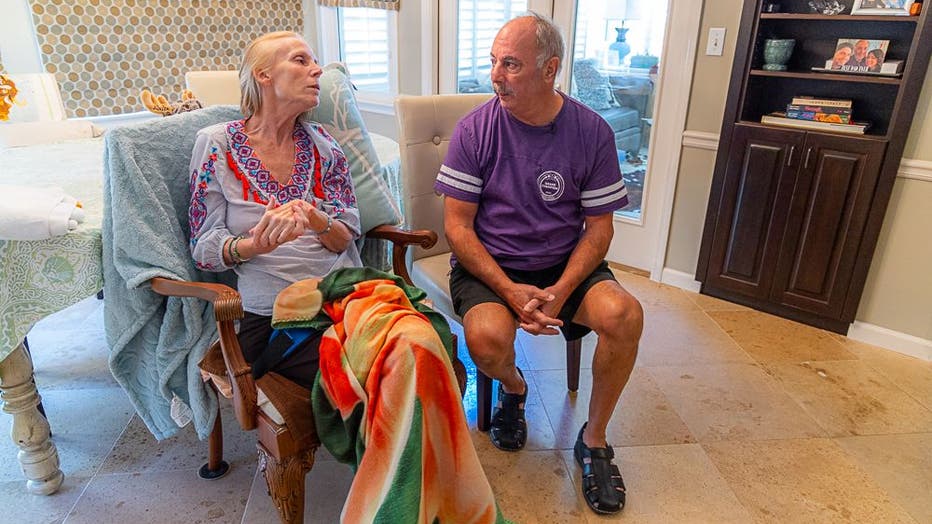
[188,145,218,255]
[312,122,357,214]
[226,121,314,204]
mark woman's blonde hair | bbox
[239,31,307,118]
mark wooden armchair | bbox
[102,104,464,524]
[393,94,581,432]
[150,225,449,524]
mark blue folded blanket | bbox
[102,106,240,439]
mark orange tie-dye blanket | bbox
[272,268,507,524]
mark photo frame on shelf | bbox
[815,38,890,73]
[850,0,916,16]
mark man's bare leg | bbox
[572,280,642,448]
[462,303,525,394]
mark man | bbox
[846,39,870,69]
[831,42,853,70]
[434,12,642,516]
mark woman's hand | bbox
[248,197,310,254]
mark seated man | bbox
[435,13,643,515]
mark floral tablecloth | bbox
[0,137,105,361]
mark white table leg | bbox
[0,342,63,495]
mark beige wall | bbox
[667,0,932,340]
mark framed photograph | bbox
[820,38,890,73]
[850,0,915,15]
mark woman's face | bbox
[261,37,323,111]
[866,52,879,69]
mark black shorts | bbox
[238,311,321,389]
[449,259,616,341]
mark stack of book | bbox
[760,96,870,134]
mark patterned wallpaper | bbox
[30,0,303,117]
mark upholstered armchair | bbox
[393,94,582,432]
[572,58,642,157]
[103,66,464,524]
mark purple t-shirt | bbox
[435,93,627,270]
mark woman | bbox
[188,32,505,523]
[188,32,359,386]
[867,48,885,73]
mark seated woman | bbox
[188,32,505,523]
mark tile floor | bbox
[2,270,931,523]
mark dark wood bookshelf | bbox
[696,0,932,334]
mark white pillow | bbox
[0,120,103,149]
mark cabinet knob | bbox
[804,147,813,169]
[786,145,795,167]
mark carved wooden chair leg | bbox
[477,370,493,432]
[199,402,230,479]
[566,339,582,392]
[259,443,316,524]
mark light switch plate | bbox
[706,27,726,56]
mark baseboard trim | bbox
[659,267,702,292]
[847,321,932,361]
[899,158,932,182]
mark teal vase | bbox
[763,39,795,71]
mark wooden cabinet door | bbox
[705,124,805,299]
[770,133,886,319]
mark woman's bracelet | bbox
[225,236,236,265]
[315,214,333,235]
[230,235,249,264]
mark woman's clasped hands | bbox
[249,197,322,254]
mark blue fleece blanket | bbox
[102,106,241,440]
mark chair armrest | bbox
[149,278,243,321]
[366,225,438,285]
[149,277,258,430]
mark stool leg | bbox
[477,370,492,432]
[566,339,582,392]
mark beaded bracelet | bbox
[231,235,249,264]
[225,236,236,265]
[316,215,333,235]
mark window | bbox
[320,7,397,98]
[455,1,527,93]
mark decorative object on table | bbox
[762,2,783,12]
[629,53,659,69]
[910,0,922,15]
[139,88,203,116]
[0,72,16,121]
[608,27,632,66]
[814,38,890,73]
[808,0,847,14]
[0,51,19,121]
[851,0,916,15]
[604,1,644,67]
[762,39,796,71]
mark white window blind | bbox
[338,7,392,94]
[456,0,527,93]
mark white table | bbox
[0,137,104,494]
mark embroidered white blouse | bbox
[188,119,362,315]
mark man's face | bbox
[854,40,869,60]
[489,18,555,121]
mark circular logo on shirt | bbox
[537,170,565,202]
